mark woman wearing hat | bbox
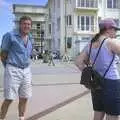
[75,18,120,120]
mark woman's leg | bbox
[94,111,105,120]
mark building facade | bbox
[13,0,120,58]
[47,0,120,58]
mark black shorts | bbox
[91,79,120,115]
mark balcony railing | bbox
[76,0,98,8]
[34,41,41,46]
[33,35,41,39]
[77,25,97,32]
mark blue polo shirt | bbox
[1,30,34,68]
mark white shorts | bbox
[3,64,32,100]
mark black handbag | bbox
[80,38,115,90]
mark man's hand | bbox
[0,51,8,61]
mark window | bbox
[114,19,119,26]
[66,0,72,4]
[49,8,51,19]
[37,31,40,38]
[67,37,72,48]
[81,37,91,42]
[66,15,72,26]
[91,16,94,31]
[81,0,85,7]
[77,15,95,31]
[36,23,41,38]
[37,23,40,29]
[48,24,51,34]
[77,16,80,29]
[40,30,44,38]
[86,0,89,7]
[57,17,60,30]
[98,17,101,23]
[86,16,89,30]
[107,0,118,8]
[81,16,85,30]
[57,0,60,8]
[77,0,80,7]
[90,0,94,7]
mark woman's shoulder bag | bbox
[80,38,115,90]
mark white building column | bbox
[60,0,65,56]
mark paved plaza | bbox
[0,60,93,120]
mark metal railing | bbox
[76,0,98,8]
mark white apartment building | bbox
[13,0,120,58]
[47,0,120,58]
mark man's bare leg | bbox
[18,98,28,120]
[0,99,13,119]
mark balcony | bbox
[13,4,47,14]
[31,27,41,31]
[75,25,97,34]
[32,34,41,39]
[75,0,98,11]
[34,41,41,47]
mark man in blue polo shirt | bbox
[0,16,34,120]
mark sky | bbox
[0,0,48,45]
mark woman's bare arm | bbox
[75,50,88,71]
[107,38,120,55]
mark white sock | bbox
[19,116,24,120]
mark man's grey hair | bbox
[19,16,32,24]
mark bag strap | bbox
[92,38,106,67]
[103,54,115,77]
[86,38,106,66]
